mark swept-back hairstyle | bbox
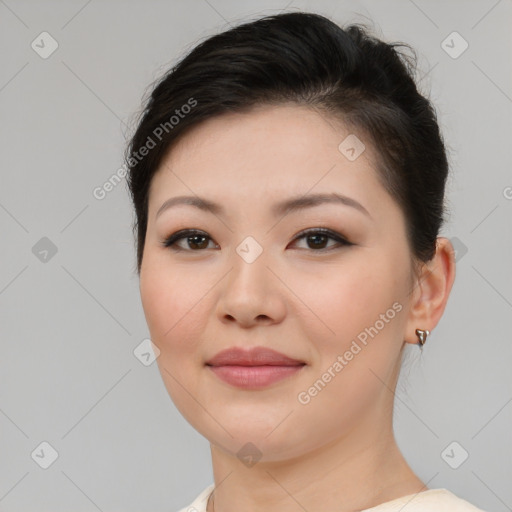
[125,11,449,276]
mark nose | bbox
[216,246,287,328]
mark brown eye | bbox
[162,230,218,251]
[161,228,353,253]
[290,228,353,251]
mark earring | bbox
[415,328,430,346]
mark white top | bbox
[176,483,487,512]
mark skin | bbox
[139,104,456,512]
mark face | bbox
[139,104,417,462]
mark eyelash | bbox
[160,228,353,253]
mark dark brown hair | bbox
[125,11,450,276]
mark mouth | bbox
[205,345,306,389]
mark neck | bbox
[207,420,425,512]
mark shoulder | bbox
[175,483,215,512]
[364,488,487,512]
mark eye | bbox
[161,229,219,251]
[160,228,353,252]
[289,228,353,252]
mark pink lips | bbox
[206,346,306,389]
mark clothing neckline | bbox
[197,484,453,511]
[361,488,452,510]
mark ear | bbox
[404,237,456,346]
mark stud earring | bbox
[415,328,430,346]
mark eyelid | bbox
[160,227,353,252]
[161,229,217,250]
[292,227,351,245]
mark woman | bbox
[125,11,485,512]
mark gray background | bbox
[1,1,511,511]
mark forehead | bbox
[159,103,371,171]
[147,104,390,220]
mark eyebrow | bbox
[155,192,372,220]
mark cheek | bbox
[139,260,212,418]
[295,258,395,336]
[139,257,209,361]
[289,264,404,426]
[294,256,406,379]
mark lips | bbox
[205,346,305,367]
[206,346,306,389]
